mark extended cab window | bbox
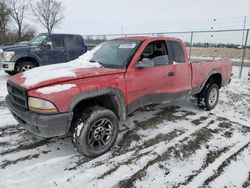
[47,35,65,49]
[67,36,83,48]
[168,41,185,63]
[141,41,169,66]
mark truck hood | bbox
[0,44,32,51]
[8,62,125,90]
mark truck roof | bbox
[114,36,181,42]
[39,33,82,37]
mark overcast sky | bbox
[34,0,250,43]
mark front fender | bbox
[68,88,127,120]
[12,52,42,66]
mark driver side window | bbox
[141,41,169,66]
[46,35,65,49]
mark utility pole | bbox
[241,16,246,46]
[239,29,249,79]
[239,16,247,78]
[121,26,123,36]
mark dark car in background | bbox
[0,33,87,75]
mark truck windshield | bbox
[28,35,47,46]
[90,40,141,69]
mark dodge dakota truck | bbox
[0,33,87,75]
[5,36,232,157]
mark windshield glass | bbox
[90,40,141,69]
[28,34,47,46]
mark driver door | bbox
[125,40,175,113]
[43,35,68,65]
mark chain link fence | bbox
[83,29,250,78]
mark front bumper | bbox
[0,61,15,71]
[5,95,73,138]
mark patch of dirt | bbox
[218,122,232,129]
[191,116,209,125]
[0,142,8,147]
[0,138,53,156]
[202,142,250,186]
[116,106,195,153]
[143,129,184,149]
[178,147,229,187]
[116,131,141,152]
[97,150,152,180]
[65,156,92,171]
[242,172,250,188]
[116,129,184,156]
[41,150,51,154]
[0,101,6,108]
[0,154,40,169]
[223,131,233,138]
[0,125,24,137]
[216,117,250,134]
[170,128,213,159]
[134,106,196,130]
[208,120,215,125]
[115,128,213,187]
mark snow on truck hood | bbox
[8,46,125,90]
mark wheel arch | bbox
[15,56,40,68]
[199,71,222,93]
[69,88,127,122]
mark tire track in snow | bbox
[186,139,250,187]
[203,143,250,187]
[82,118,215,187]
[118,118,250,188]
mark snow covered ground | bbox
[0,67,249,188]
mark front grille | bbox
[7,81,28,109]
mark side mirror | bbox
[136,58,154,68]
[44,41,52,49]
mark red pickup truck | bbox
[5,37,232,157]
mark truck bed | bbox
[191,59,232,91]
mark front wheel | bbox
[17,61,37,73]
[72,107,119,158]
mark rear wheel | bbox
[17,61,37,72]
[72,107,119,158]
[198,83,219,110]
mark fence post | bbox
[239,29,249,79]
[188,31,193,61]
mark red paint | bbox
[8,37,232,113]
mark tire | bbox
[5,71,17,75]
[204,84,219,110]
[72,107,119,158]
[17,61,37,73]
[198,83,219,111]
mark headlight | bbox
[28,97,58,114]
[3,51,15,61]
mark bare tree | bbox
[32,0,64,34]
[10,0,27,40]
[0,0,11,42]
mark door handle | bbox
[168,71,175,77]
